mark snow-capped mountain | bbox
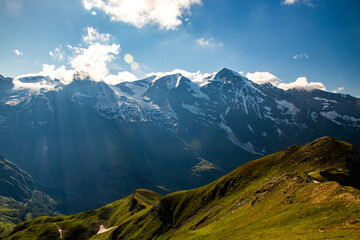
[0,68,359,213]
[116,68,360,163]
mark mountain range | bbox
[3,137,360,239]
[0,68,359,213]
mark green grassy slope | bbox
[4,136,360,239]
[0,156,58,238]
[3,189,162,240]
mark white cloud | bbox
[83,26,111,44]
[196,38,223,49]
[282,0,313,6]
[293,53,309,60]
[333,87,345,93]
[246,72,280,85]
[104,71,137,85]
[14,49,23,56]
[278,77,326,91]
[283,0,298,4]
[49,46,64,60]
[81,0,202,30]
[70,42,120,81]
[246,72,326,92]
[15,64,75,86]
[40,64,75,84]
[15,27,140,86]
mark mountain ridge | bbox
[0,68,359,213]
[4,136,360,239]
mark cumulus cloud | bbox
[293,53,309,60]
[16,27,140,86]
[81,0,202,30]
[15,64,75,86]
[104,71,137,85]
[196,38,223,49]
[70,42,120,81]
[40,64,75,84]
[246,72,326,92]
[278,77,326,91]
[83,26,111,44]
[246,72,280,85]
[14,49,23,56]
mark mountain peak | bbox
[151,73,184,89]
[217,67,240,76]
[211,67,247,84]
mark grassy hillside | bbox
[4,136,360,239]
[0,156,58,237]
[3,189,161,240]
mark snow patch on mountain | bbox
[95,91,118,112]
[277,128,285,139]
[313,97,338,104]
[225,106,230,116]
[182,103,206,116]
[42,95,54,113]
[311,111,318,121]
[263,106,275,121]
[165,74,182,89]
[73,92,91,98]
[276,100,300,117]
[320,111,360,128]
[186,81,210,100]
[124,82,149,97]
[4,94,28,106]
[219,116,262,155]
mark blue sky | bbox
[0,0,359,97]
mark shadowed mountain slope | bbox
[0,156,58,238]
[4,137,360,239]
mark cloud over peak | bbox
[16,27,138,86]
[278,77,326,91]
[246,72,326,91]
[82,0,202,30]
[246,72,280,85]
[70,42,120,82]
